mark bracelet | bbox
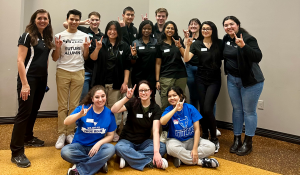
[125,95,131,99]
[156,80,159,82]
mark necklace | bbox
[176,109,183,116]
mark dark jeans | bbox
[195,76,221,139]
[10,76,47,157]
[186,64,200,109]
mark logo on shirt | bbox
[63,39,84,43]
[81,127,106,134]
[119,50,123,55]
[178,116,188,129]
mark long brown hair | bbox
[25,9,54,49]
[133,80,156,108]
[80,85,106,105]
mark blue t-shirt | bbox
[162,103,202,141]
[71,105,117,146]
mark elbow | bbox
[64,119,69,125]
[110,107,118,114]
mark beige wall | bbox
[1,0,300,136]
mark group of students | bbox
[10,5,264,175]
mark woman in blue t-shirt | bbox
[160,86,219,168]
[61,85,117,175]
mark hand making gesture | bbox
[183,29,189,39]
[79,104,92,117]
[186,33,195,47]
[141,13,148,21]
[83,37,92,49]
[175,98,185,111]
[55,35,63,49]
[172,37,182,48]
[118,17,125,27]
[83,18,91,25]
[234,33,245,48]
[130,43,137,56]
[95,36,103,50]
[125,84,136,99]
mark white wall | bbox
[1,0,300,136]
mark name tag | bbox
[139,46,145,50]
[226,41,230,45]
[88,33,93,38]
[201,48,207,51]
[173,119,178,124]
[133,34,136,37]
[136,114,143,118]
[86,118,94,123]
[164,49,170,53]
[150,46,155,49]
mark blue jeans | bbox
[61,143,115,175]
[115,139,167,171]
[227,74,264,136]
[80,72,92,101]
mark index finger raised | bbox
[85,37,87,42]
[118,17,120,22]
[132,84,137,91]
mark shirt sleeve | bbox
[18,33,31,48]
[124,99,132,113]
[152,105,162,120]
[190,42,197,55]
[107,112,117,132]
[123,43,131,70]
[188,104,202,123]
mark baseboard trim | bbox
[216,120,300,145]
[0,111,57,124]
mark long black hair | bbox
[104,21,122,46]
[167,86,186,102]
[222,16,248,34]
[159,21,181,44]
[137,20,154,39]
[188,18,203,40]
[133,80,156,108]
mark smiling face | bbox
[156,12,167,25]
[67,14,80,31]
[138,83,152,101]
[142,24,152,37]
[189,20,200,34]
[35,13,49,31]
[167,90,181,106]
[89,15,100,30]
[92,90,106,108]
[122,10,135,25]
[223,19,239,36]
[201,24,212,38]
[107,24,118,39]
[164,24,175,37]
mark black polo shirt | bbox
[119,99,162,144]
[190,39,223,82]
[153,23,163,42]
[78,26,104,73]
[121,23,137,46]
[156,41,187,79]
[223,38,240,77]
[131,37,158,88]
[17,32,50,78]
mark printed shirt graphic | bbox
[162,103,202,141]
[71,105,117,146]
[54,30,90,72]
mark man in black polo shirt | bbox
[118,6,138,46]
[153,8,168,41]
[63,11,104,100]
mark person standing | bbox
[10,9,54,168]
[153,8,168,41]
[52,9,91,149]
[118,6,138,46]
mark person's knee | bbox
[61,145,73,160]
[101,143,116,158]
[115,142,127,154]
[201,140,215,156]
[159,142,167,156]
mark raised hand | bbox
[186,33,195,47]
[83,37,92,49]
[130,43,137,56]
[55,35,63,49]
[79,104,92,117]
[118,17,125,27]
[172,37,182,48]
[126,84,136,99]
[141,13,148,21]
[20,84,30,101]
[95,36,103,50]
[234,33,245,48]
[175,98,185,111]
[183,29,189,39]
[83,18,91,25]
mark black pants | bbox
[10,76,47,157]
[195,76,221,139]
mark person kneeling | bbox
[160,86,219,168]
[61,85,117,175]
[111,80,168,171]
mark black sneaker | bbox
[99,162,108,173]
[210,138,220,153]
[68,167,80,175]
[173,157,181,168]
[11,154,31,168]
[145,160,154,168]
[24,137,44,147]
[200,158,219,168]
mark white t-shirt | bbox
[54,30,90,72]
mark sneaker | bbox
[145,160,154,168]
[216,128,221,136]
[67,166,80,175]
[55,134,66,149]
[11,154,31,168]
[173,157,181,168]
[99,162,108,173]
[113,132,120,142]
[160,131,168,143]
[24,137,44,147]
[210,138,220,153]
[120,157,128,169]
[66,134,74,144]
[199,158,219,168]
[161,158,168,169]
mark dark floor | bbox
[1,118,299,175]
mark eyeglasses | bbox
[139,89,150,93]
[202,28,212,32]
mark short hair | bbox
[67,9,82,19]
[88,11,101,19]
[123,6,134,14]
[155,8,168,17]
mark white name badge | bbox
[173,119,178,124]
[150,46,155,49]
[201,48,208,51]
[164,49,170,53]
[139,46,145,50]
[86,118,94,123]
[88,33,93,38]
[226,41,230,45]
[136,114,143,118]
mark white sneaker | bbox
[120,157,127,168]
[160,131,168,143]
[198,158,219,168]
[161,158,168,169]
[216,129,221,136]
[113,132,120,142]
[66,134,74,144]
[55,134,66,149]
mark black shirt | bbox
[153,23,163,42]
[120,99,162,144]
[121,23,137,46]
[78,26,104,73]
[131,37,158,88]
[190,39,223,82]
[18,33,50,78]
[156,41,187,79]
[105,45,118,84]
[223,38,240,77]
